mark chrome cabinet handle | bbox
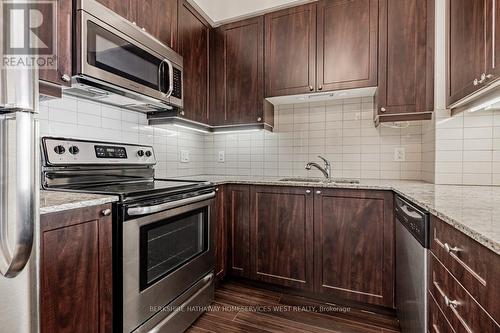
[215,187,219,192]
[380,107,386,112]
[257,117,262,122]
[180,111,185,116]
[61,74,71,82]
[306,190,311,194]
[478,73,487,84]
[433,281,473,333]
[443,243,460,254]
[318,85,323,91]
[434,234,486,286]
[473,78,479,86]
[102,209,112,216]
[316,190,322,194]
[309,86,314,91]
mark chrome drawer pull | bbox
[444,243,460,254]
[434,233,487,286]
[433,281,473,333]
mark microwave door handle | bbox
[158,60,163,94]
[164,59,174,98]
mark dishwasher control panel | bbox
[394,195,430,248]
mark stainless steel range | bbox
[41,137,215,333]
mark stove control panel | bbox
[42,137,156,166]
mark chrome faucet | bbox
[305,156,332,182]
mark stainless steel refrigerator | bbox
[0,5,40,331]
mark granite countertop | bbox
[40,191,119,215]
[174,175,500,255]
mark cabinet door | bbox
[314,189,394,307]
[317,0,378,92]
[178,0,210,123]
[211,17,264,125]
[136,0,177,49]
[226,185,251,278]
[448,0,486,106]
[265,3,316,97]
[96,0,135,22]
[212,186,226,281]
[486,0,500,83]
[378,0,434,116]
[40,205,113,333]
[38,0,72,87]
[250,186,314,291]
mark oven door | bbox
[122,193,215,332]
[75,8,180,104]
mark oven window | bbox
[86,22,169,93]
[139,208,208,290]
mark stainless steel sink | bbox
[279,177,360,184]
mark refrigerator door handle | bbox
[0,112,37,278]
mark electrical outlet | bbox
[218,151,225,163]
[393,147,406,162]
[180,150,190,163]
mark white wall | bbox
[190,0,313,25]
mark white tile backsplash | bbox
[204,98,424,180]
[42,95,500,185]
[40,96,205,178]
[427,107,500,186]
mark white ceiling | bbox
[190,0,314,25]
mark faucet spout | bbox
[305,155,332,182]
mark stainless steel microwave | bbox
[67,0,183,112]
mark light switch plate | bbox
[218,151,225,163]
[180,150,190,163]
[393,147,406,162]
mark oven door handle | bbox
[127,191,215,216]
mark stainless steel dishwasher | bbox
[395,195,430,333]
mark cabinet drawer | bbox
[430,216,500,322]
[429,254,499,333]
[428,291,456,333]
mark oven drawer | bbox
[429,254,499,333]
[428,291,455,333]
[430,216,500,322]
[134,272,214,332]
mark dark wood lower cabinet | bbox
[40,204,113,333]
[225,185,251,278]
[249,186,314,291]
[212,186,226,281]
[224,184,395,308]
[313,189,394,307]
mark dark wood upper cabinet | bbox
[38,0,72,87]
[212,186,226,281]
[447,0,487,107]
[95,0,136,22]
[249,186,314,291]
[136,0,178,49]
[40,205,113,333]
[317,0,378,92]
[210,17,266,126]
[314,189,394,308]
[177,0,210,123]
[225,185,251,278]
[265,3,317,97]
[377,0,434,121]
